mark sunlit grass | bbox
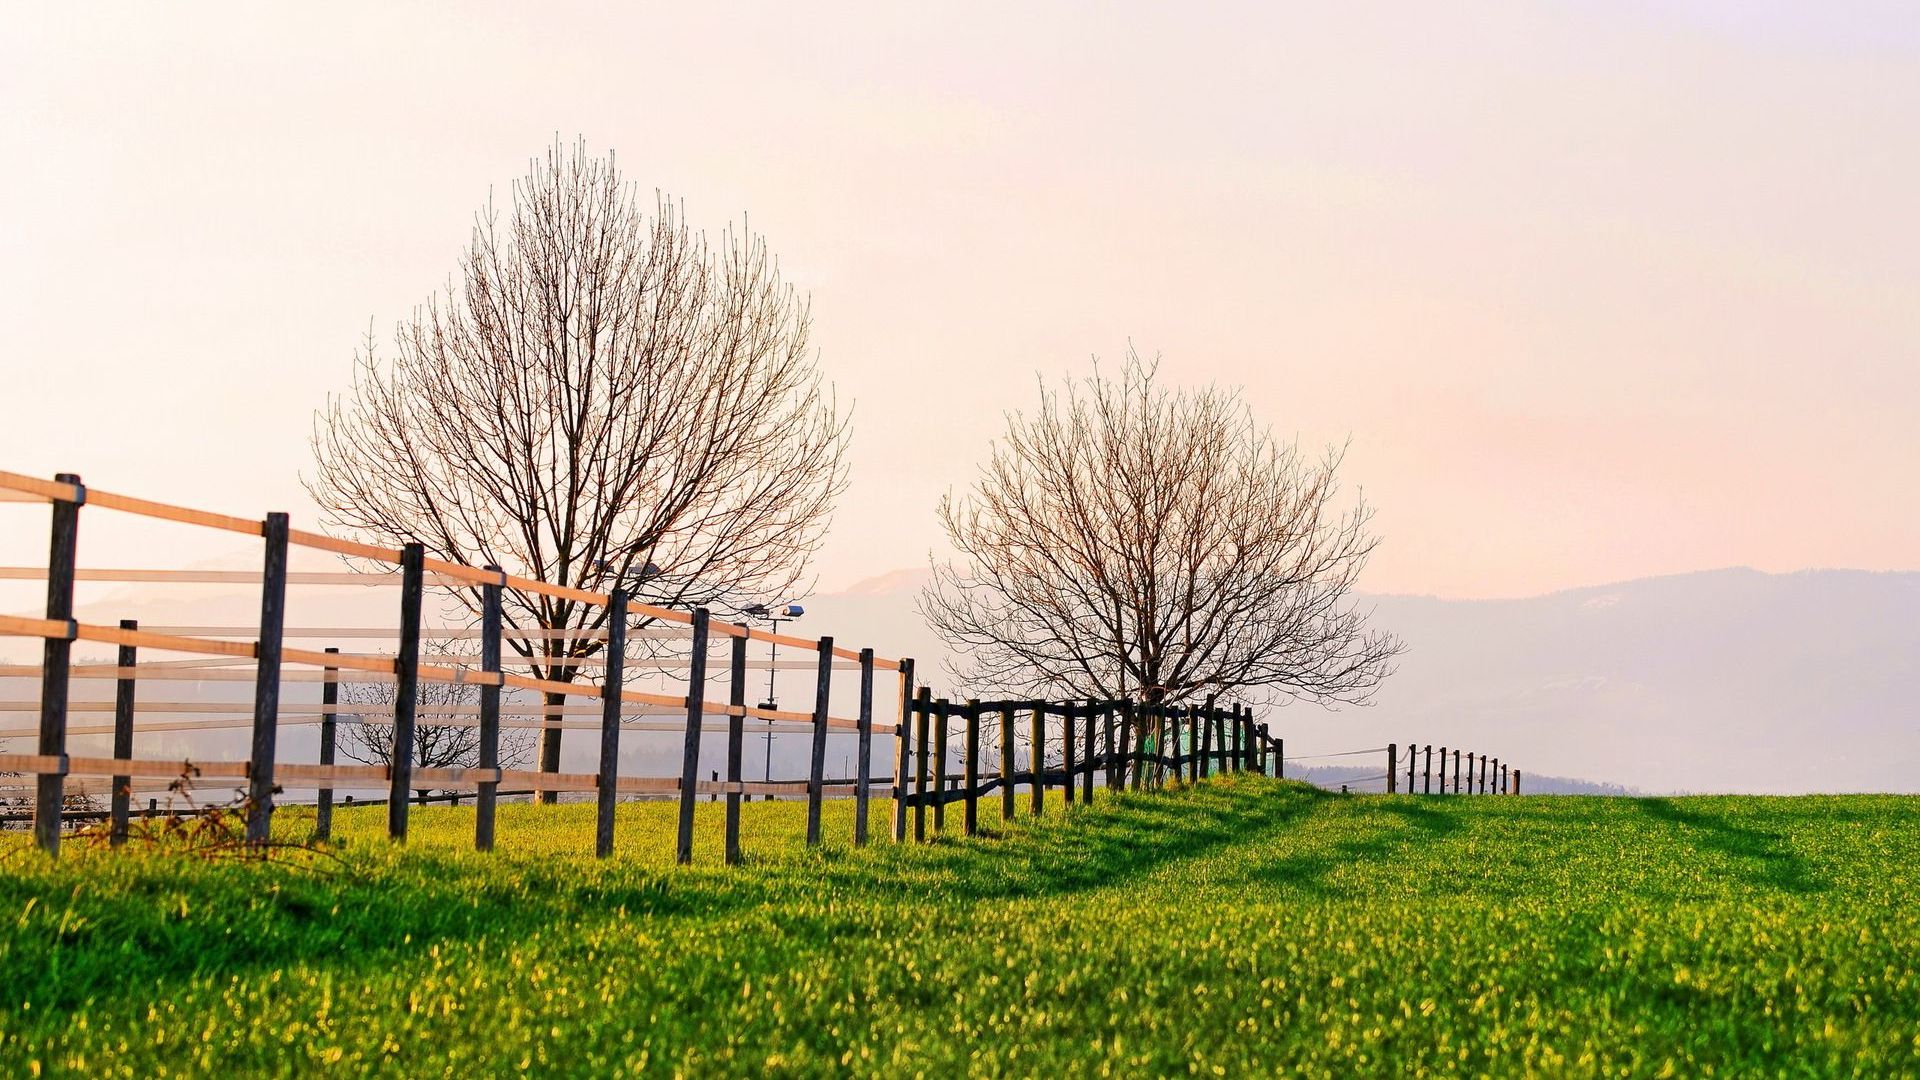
[1,779,1915,1076]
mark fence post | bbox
[1000,704,1016,821]
[33,474,82,857]
[891,659,914,843]
[474,570,502,852]
[1437,746,1447,794]
[599,591,632,860]
[1451,749,1460,796]
[1277,734,1285,780]
[1105,703,1121,787]
[805,634,832,847]
[1159,703,1175,776]
[1491,758,1500,795]
[1062,705,1076,808]
[1196,701,1212,781]
[1387,743,1397,793]
[725,634,748,863]
[672,611,710,860]
[245,512,289,846]
[854,648,875,847]
[1081,702,1096,804]
[316,647,340,842]
[1118,700,1135,790]
[913,687,930,841]
[108,620,137,847]
[1405,738,1415,793]
[1513,769,1521,795]
[386,543,425,841]
[1421,744,1431,795]
[1502,762,1509,795]
[1029,705,1044,815]
[931,698,949,833]
[963,699,980,836]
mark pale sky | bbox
[3,2,1916,599]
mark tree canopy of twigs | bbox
[308,139,849,784]
[337,678,533,799]
[920,351,1401,707]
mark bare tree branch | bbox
[308,139,850,791]
[920,349,1401,708]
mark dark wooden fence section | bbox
[889,696,1283,838]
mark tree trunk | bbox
[538,687,568,804]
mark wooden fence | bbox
[0,469,918,862]
[894,694,1274,839]
[0,469,1518,863]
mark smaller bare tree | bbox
[922,350,1402,708]
[339,678,534,802]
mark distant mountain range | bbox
[7,558,1915,795]
[807,566,1920,796]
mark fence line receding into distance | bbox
[0,470,1519,862]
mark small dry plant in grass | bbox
[59,764,347,873]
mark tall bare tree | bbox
[921,351,1400,706]
[309,140,849,793]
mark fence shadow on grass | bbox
[1631,798,1826,895]
[818,777,1323,902]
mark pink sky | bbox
[2,3,1915,599]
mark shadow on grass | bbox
[1225,794,1467,897]
[1632,798,1826,894]
[0,779,1320,1013]
[824,777,1325,901]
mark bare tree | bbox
[921,351,1400,707]
[337,678,535,802]
[309,140,849,793]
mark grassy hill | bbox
[1,780,1915,1076]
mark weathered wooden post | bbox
[1491,758,1500,795]
[1452,749,1461,795]
[726,633,748,864]
[1029,705,1045,815]
[891,659,915,843]
[1081,702,1096,803]
[1405,739,1416,793]
[108,620,137,847]
[1118,700,1135,790]
[1387,743,1397,793]
[386,542,425,841]
[1196,702,1213,781]
[245,512,289,846]
[474,569,502,852]
[804,634,833,847]
[963,698,980,836]
[1277,735,1285,780]
[1502,762,1510,795]
[1000,704,1016,821]
[913,686,930,841]
[1103,706,1117,789]
[316,647,340,842]
[672,611,710,860]
[932,698,949,832]
[1421,744,1431,795]
[1437,746,1447,794]
[1513,769,1522,795]
[34,474,82,856]
[854,648,876,847]
[1062,704,1077,807]
[600,591,632,860]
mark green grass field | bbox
[1,778,1915,1077]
